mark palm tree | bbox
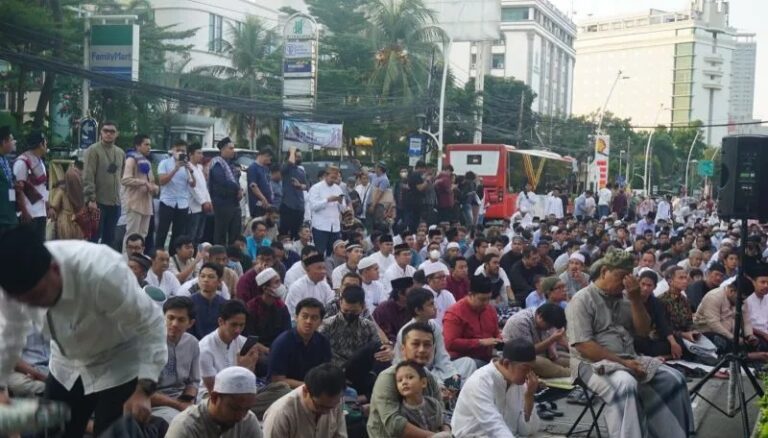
[193,16,281,147]
[367,0,437,100]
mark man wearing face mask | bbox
[244,268,291,374]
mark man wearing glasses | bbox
[83,121,125,245]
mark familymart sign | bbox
[90,24,140,81]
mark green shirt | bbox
[82,141,125,205]
[367,363,440,437]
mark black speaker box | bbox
[718,135,768,221]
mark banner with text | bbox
[282,120,343,151]
[90,24,139,82]
[593,135,610,189]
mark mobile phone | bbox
[178,153,187,162]
[239,336,259,356]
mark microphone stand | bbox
[688,217,764,437]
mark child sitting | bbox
[395,360,451,435]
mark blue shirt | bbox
[370,172,390,191]
[158,157,192,209]
[189,293,227,340]
[270,180,283,208]
[280,162,307,211]
[246,162,272,216]
[246,236,272,260]
[208,159,241,206]
[267,328,331,382]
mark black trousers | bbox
[45,375,137,438]
[344,341,390,401]
[279,204,304,240]
[213,203,241,245]
[155,202,188,254]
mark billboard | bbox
[282,120,343,150]
[593,135,610,189]
[423,0,500,41]
[90,24,139,81]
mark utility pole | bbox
[516,93,525,145]
[473,41,487,144]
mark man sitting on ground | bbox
[284,245,319,286]
[147,248,181,297]
[268,298,332,389]
[168,235,200,283]
[422,261,456,327]
[331,243,362,290]
[685,262,726,312]
[383,243,416,291]
[445,256,470,301]
[263,363,348,437]
[509,246,548,306]
[285,254,335,320]
[443,276,503,368]
[502,303,569,378]
[566,248,693,438]
[373,277,415,343]
[559,252,590,299]
[166,366,263,437]
[188,263,229,339]
[451,339,541,438]
[151,297,200,426]
[359,256,388,310]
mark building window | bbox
[675,42,694,56]
[470,53,477,69]
[675,55,694,69]
[208,13,223,53]
[674,69,692,82]
[492,54,505,70]
[501,7,529,22]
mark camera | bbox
[177,153,187,162]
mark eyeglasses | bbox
[101,129,116,134]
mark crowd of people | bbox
[1,123,768,437]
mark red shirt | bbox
[435,172,454,208]
[446,275,469,301]
[443,298,500,362]
[236,269,259,303]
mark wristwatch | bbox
[136,379,157,396]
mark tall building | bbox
[148,0,306,147]
[729,32,756,125]
[571,0,755,145]
[449,0,577,117]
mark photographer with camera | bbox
[156,140,196,255]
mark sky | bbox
[550,0,767,120]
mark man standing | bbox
[516,183,537,217]
[13,131,51,240]
[83,121,125,244]
[0,126,18,233]
[152,297,200,426]
[166,366,263,437]
[247,147,273,218]
[597,183,612,219]
[451,339,541,437]
[209,137,243,245]
[279,147,307,240]
[187,143,212,246]
[308,165,346,256]
[435,165,455,223]
[0,225,167,437]
[263,363,347,437]
[367,161,392,228]
[156,140,195,254]
[121,134,158,247]
[404,160,429,232]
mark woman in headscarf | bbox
[50,160,87,239]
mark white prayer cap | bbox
[721,276,737,289]
[428,225,438,231]
[423,261,449,277]
[446,242,460,250]
[256,268,278,286]
[213,366,258,395]
[550,226,559,233]
[358,256,378,271]
[569,253,585,264]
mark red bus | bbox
[445,144,575,221]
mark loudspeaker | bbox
[718,135,768,221]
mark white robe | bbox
[451,362,540,438]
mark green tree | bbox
[192,16,281,147]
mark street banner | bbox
[79,118,98,149]
[593,135,610,189]
[90,24,139,81]
[282,120,343,150]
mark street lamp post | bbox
[420,25,452,173]
[643,104,669,195]
[592,70,629,189]
[684,131,701,196]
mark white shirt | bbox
[197,329,246,399]
[307,180,345,232]
[425,285,456,328]
[0,241,166,393]
[13,153,48,218]
[146,269,181,297]
[452,362,540,438]
[285,275,335,319]
[746,293,768,333]
[188,163,211,214]
[516,191,536,214]
[175,278,230,299]
[362,280,388,310]
[331,263,356,290]
[544,193,564,218]
[597,187,612,206]
[656,200,671,222]
[370,251,395,273]
[382,263,416,292]
[284,261,307,288]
